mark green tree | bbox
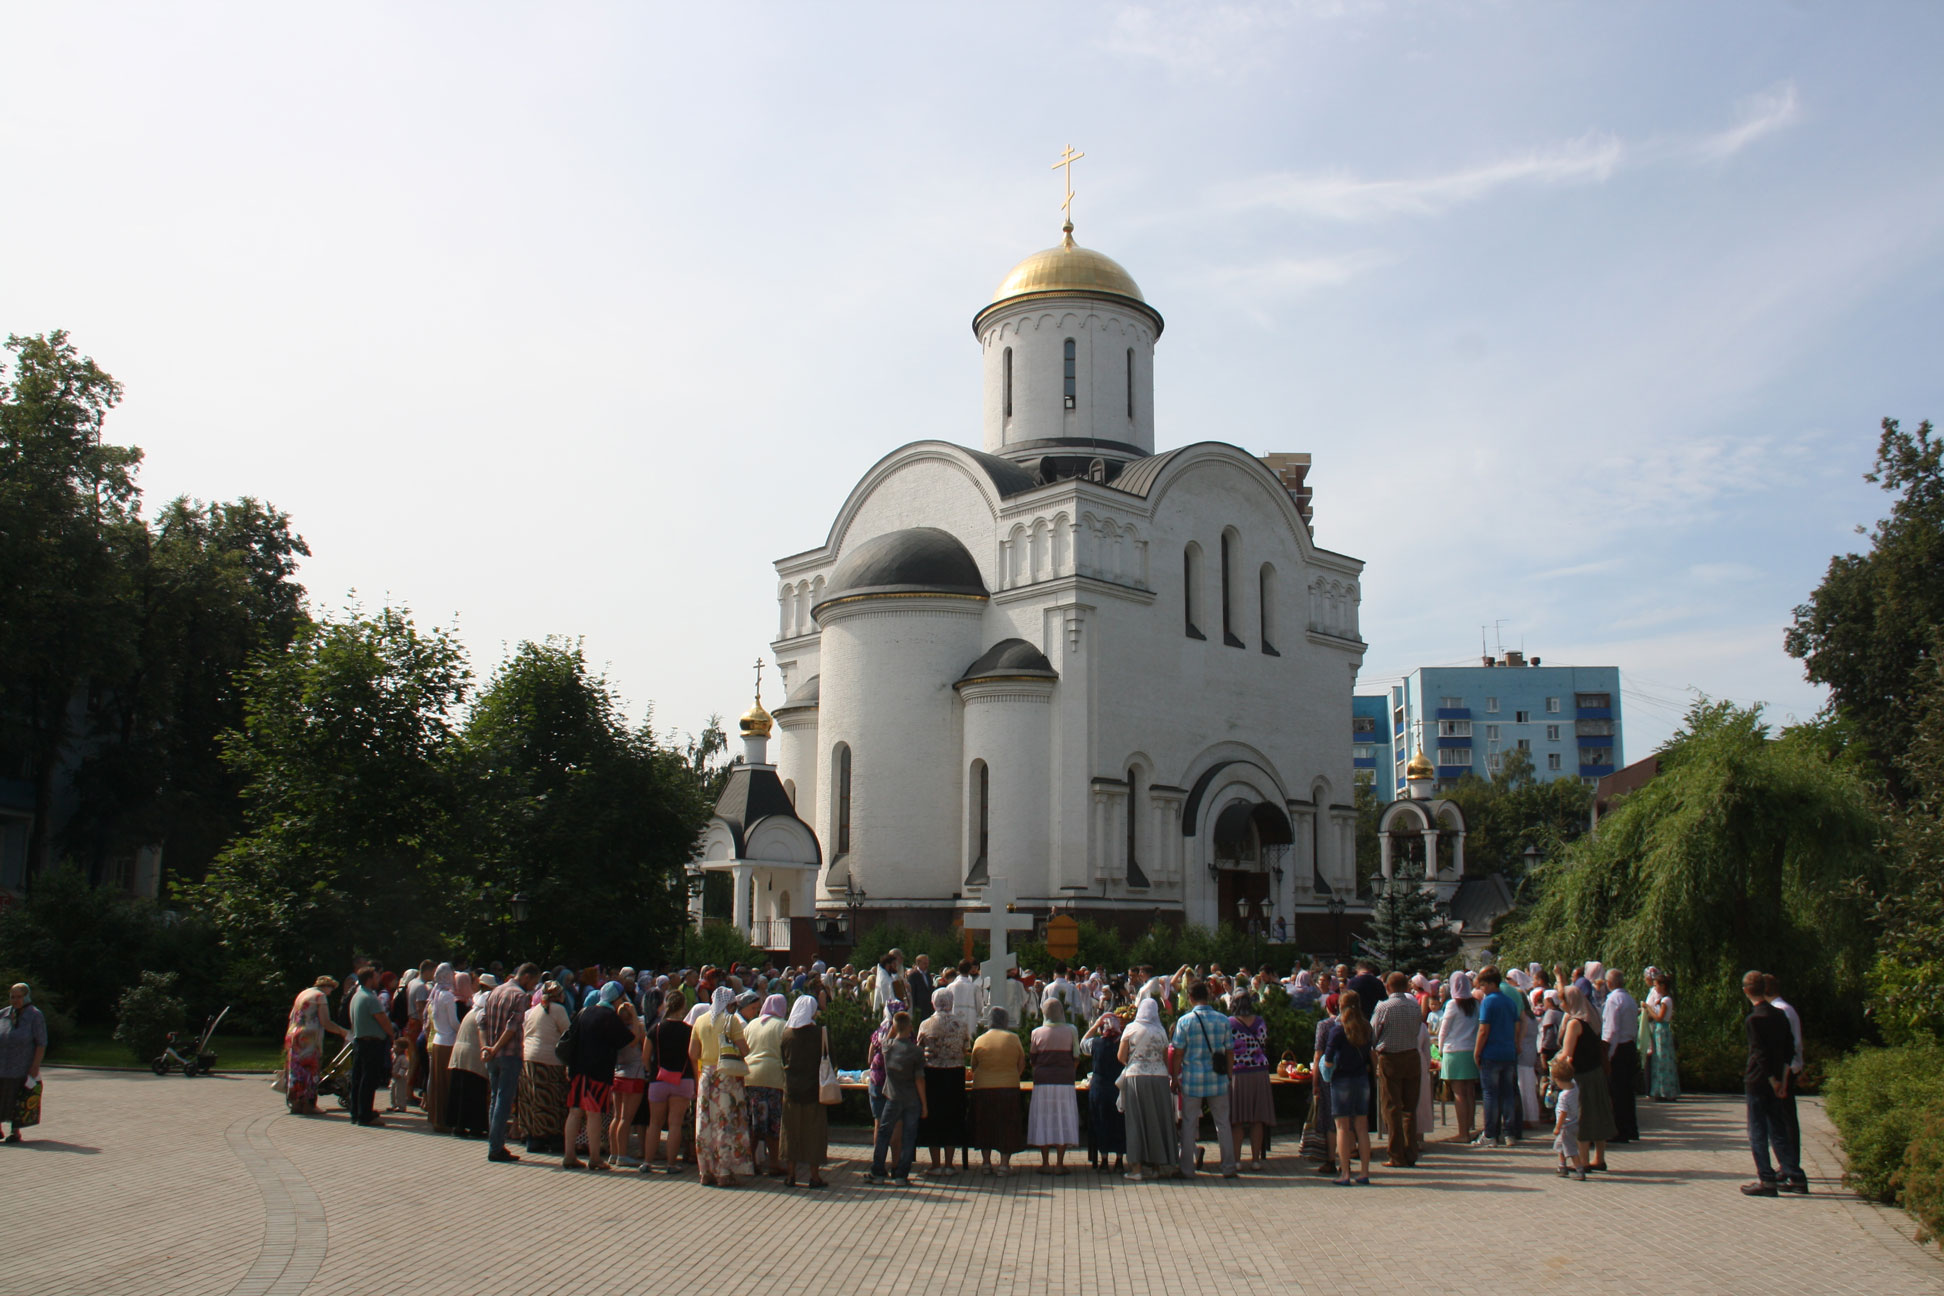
[1361,862,1461,972]
[189,606,471,987]
[1436,748,1594,892]
[0,332,141,881]
[1786,418,1944,800]
[1869,646,1944,1045]
[1500,700,1880,1083]
[455,638,709,968]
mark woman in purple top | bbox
[1227,993,1273,1171]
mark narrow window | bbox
[1125,348,1134,418]
[1183,543,1205,639]
[1063,337,1076,408]
[835,744,852,855]
[977,760,990,868]
[1003,346,1013,418]
[1220,529,1243,647]
[1259,563,1278,655]
[784,779,796,808]
[1125,767,1147,886]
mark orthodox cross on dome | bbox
[961,873,1034,983]
[1051,144,1085,237]
[752,657,764,707]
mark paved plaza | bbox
[5,1067,1942,1296]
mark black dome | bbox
[774,674,819,712]
[958,637,1058,683]
[815,527,988,611]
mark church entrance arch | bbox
[1212,800,1293,921]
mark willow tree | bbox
[1500,700,1879,1082]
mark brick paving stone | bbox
[3,1068,1941,1295]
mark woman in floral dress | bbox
[283,977,347,1114]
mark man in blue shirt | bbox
[346,968,395,1127]
[1169,980,1237,1178]
[1472,966,1524,1147]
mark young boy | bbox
[1550,1055,1585,1180]
[388,1034,414,1113]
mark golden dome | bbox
[974,225,1161,334]
[739,701,774,740]
[1406,749,1436,780]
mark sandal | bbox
[1331,1177,1352,1186]
[1354,1175,1371,1185]
[561,1158,585,1170]
[701,1174,718,1186]
[807,1178,829,1189]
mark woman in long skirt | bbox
[969,1009,1026,1176]
[1562,986,1617,1170]
[1117,999,1176,1181]
[282,978,347,1114]
[1644,972,1680,1100]
[1226,995,1274,1170]
[690,988,754,1187]
[780,995,830,1188]
[1081,1009,1127,1172]
[1027,999,1081,1175]
[518,982,571,1155]
[446,997,489,1138]
[916,986,971,1176]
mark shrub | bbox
[687,921,759,973]
[1824,1042,1944,1202]
[818,992,876,1071]
[1899,1100,1944,1246]
[114,970,189,1063]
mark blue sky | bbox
[5,2,1940,756]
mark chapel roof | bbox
[814,526,989,611]
[973,228,1163,335]
[957,637,1059,685]
[710,764,820,865]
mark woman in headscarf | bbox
[742,993,790,1176]
[644,989,694,1174]
[1308,992,1341,1176]
[1560,984,1616,1171]
[916,983,972,1177]
[969,1006,1026,1176]
[1644,970,1680,1101]
[517,980,571,1155]
[1080,1004,1127,1174]
[1289,969,1321,1011]
[446,973,490,1138]
[1026,997,1082,1176]
[780,993,830,1188]
[1227,992,1273,1171]
[424,963,459,1133]
[1437,969,1480,1142]
[1117,996,1174,1181]
[282,977,348,1115]
[688,986,754,1187]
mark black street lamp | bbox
[842,878,868,944]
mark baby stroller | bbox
[152,1006,231,1077]
[315,1041,356,1109]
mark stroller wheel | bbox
[151,1058,169,1076]
[182,1060,199,1078]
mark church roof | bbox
[1104,445,1185,497]
[814,526,988,611]
[773,674,819,713]
[710,763,820,865]
[957,638,1058,685]
[974,230,1163,335]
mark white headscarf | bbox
[710,986,736,1021]
[1449,970,1473,1000]
[685,1003,709,1025]
[1133,997,1164,1038]
[787,995,819,1029]
[1586,961,1606,984]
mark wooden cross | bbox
[1051,144,1085,227]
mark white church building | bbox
[701,217,1369,947]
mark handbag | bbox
[15,1076,41,1128]
[553,1014,577,1066]
[818,1027,842,1105]
[1196,1012,1230,1077]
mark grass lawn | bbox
[52,1025,285,1073]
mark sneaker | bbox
[891,1177,912,1188]
[1572,1168,1586,1181]
[866,1173,887,1185]
[1557,1166,1571,1178]
[1781,1180,1810,1195]
[486,1150,520,1163]
[1740,1181,1779,1197]
[1493,1136,1507,1148]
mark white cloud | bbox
[1105,2,1378,79]
[1214,133,1622,221]
[1684,82,1800,161]
[1202,248,1393,298]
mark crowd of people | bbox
[273,946,1806,1196]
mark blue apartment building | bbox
[1365,651,1622,798]
[1352,694,1387,783]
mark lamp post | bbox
[843,877,868,945]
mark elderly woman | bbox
[780,994,830,1188]
[1118,997,1174,1181]
[282,976,348,1115]
[1227,992,1273,1171]
[446,975,489,1139]
[0,983,49,1142]
[424,963,459,1132]
[517,981,571,1155]
[970,1007,1026,1176]
[690,986,754,1188]
[1027,997,1082,1176]
[917,984,972,1177]
[1644,970,1680,1101]
[742,994,790,1176]
[1080,1005,1126,1173]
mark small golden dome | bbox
[739,702,774,739]
[1406,749,1436,780]
[990,227,1146,306]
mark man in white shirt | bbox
[1602,970,1642,1142]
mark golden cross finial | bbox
[752,657,764,706]
[1051,145,1085,233]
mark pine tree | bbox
[1362,862,1461,972]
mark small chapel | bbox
[696,174,1369,950]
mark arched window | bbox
[973,759,990,874]
[1125,348,1135,418]
[784,778,797,808]
[834,744,852,856]
[1126,766,1148,887]
[1183,543,1206,640]
[1003,346,1013,419]
[1062,337,1077,408]
[1220,528,1244,648]
[1259,562,1279,656]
